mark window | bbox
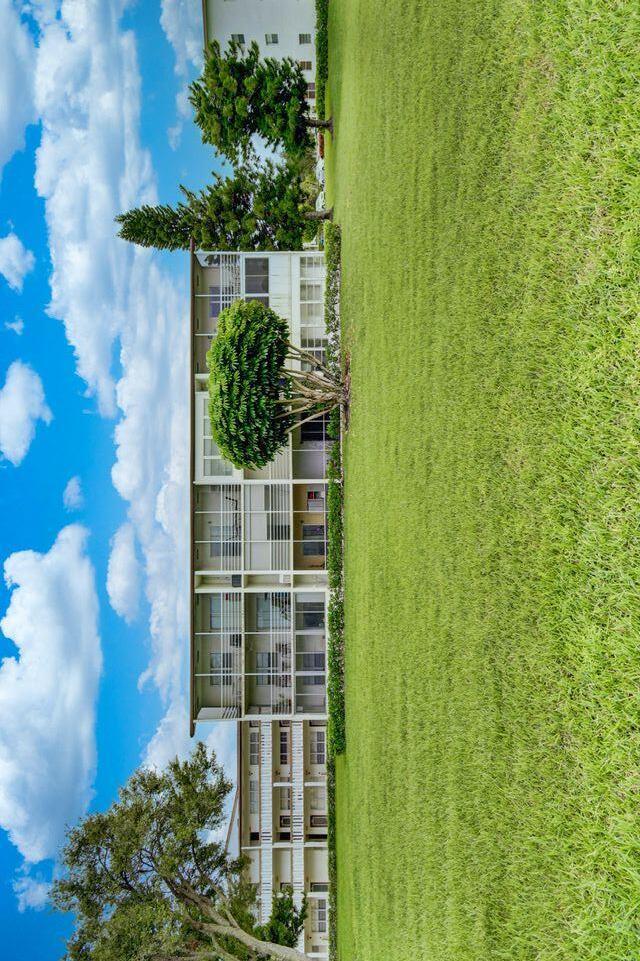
[307,82,316,99]
[256,674,271,686]
[300,416,327,443]
[244,257,269,301]
[302,652,325,671]
[310,815,327,828]
[256,652,275,670]
[310,729,326,765]
[302,524,325,556]
[210,652,233,670]
[202,408,233,478]
[279,815,291,828]
[256,593,291,630]
[299,60,312,71]
[313,899,327,934]
[299,33,312,44]
[306,488,325,512]
[265,33,278,44]
[310,882,328,893]
[280,729,289,765]
[309,787,325,811]
[249,730,259,765]
[231,33,245,44]
[249,780,258,814]
[297,599,324,630]
[280,787,291,811]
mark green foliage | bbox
[51,743,308,961]
[207,300,292,470]
[256,887,307,948]
[51,743,239,960]
[116,157,312,252]
[315,0,329,122]
[323,223,345,759]
[190,41,313,162]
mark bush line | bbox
[315,0,329,122]
[324,221,343,961]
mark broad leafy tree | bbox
[189,41,331,162]
[116,158,331,253]
[207,300,344,470]
[51,743,308,961]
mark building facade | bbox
[189,249,330,957]
[202,0,318,103]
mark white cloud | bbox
[5,317,24,335]
[0,361,52,466]
[63,475,84,511]
[106,522,141,624]
[0,525,102,866]
[160,0,203,148]
[0,233,36,292]
[33,0,157,416]
[0,0,36,180]
[13,869,51,912]
[26,0,232,786]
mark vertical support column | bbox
[291,718,305,937]
[259,720,273,925]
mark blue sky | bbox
[0,2,232,957]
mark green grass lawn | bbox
[325,2,640,960]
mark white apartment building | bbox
[201,0,318,103]
[189,248,330,957]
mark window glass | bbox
[249,730,259,765]
[299,33,312,44]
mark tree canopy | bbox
[189,41,330,163]
[207,299,344,470]
[116,157,329,253]
[51,743,308,961]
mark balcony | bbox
[193,484,241,572]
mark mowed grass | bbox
[325,2,640,960]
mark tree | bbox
[207,299,345,470]
[51,743,309,961]
[189,41,331,163]
[115,157,331,253]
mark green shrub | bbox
[316,0,329,121]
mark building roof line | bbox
[201,0,209,49]
[189,239,196,739]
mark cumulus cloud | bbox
[5,317,24,335]
[106,522,141,624]
[13,869,51,912]
[160,0,203,147]
[63,475,84,511]
[0,361,52,466]
[0,525,102,866]
[0,0,36,180]
[26,0,229,782]
[0,233,36,292]
[33,0,156,415]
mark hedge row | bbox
[324,222,345,758]
[315,0,329,122]
[324,221,343,961]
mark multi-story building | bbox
[189,249,330,957]
[201,0,318,103]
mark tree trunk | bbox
[306,116,333,133]
[204,923,309,961]
[304,208,333,222]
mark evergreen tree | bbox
[189,40,331,163]
[116,158,331,253]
